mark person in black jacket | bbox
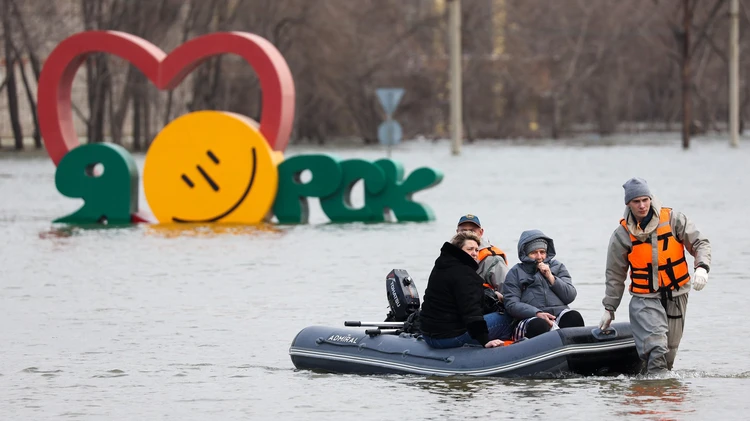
[420,231,514,349]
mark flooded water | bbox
[2,135,749,420]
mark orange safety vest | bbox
[621,207,690,294]
[477,246,508,265]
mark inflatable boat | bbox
[289,321,641,378]
[290,269,641,377]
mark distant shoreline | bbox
[0,131,743,157]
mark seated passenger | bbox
[502,229,584,340]
[420,231,514,349]
[455,214,511,305]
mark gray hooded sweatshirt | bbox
[502,229,578,319]
[603,195,712,312]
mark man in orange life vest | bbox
[599,177,711,374]
[456,214,510,301]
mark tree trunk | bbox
[551,95,561,139]
[9,0,41,81]
[91,55,109,143]
[143,84,152,150]
[681,0,692,149]
[2,1,24,150]
[84,56,110,144]
[9,0,42,148]
[109,66,137,145]
[132,88,142,151]
[107,86,120,145]
[165,0,197,126]
[82,0,109,144]
[14,47,41,148]
[463,101,474,143]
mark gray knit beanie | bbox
[623,177,652,204]
[524,239,548,255]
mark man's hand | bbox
[693,267,708,291]
[495,291,504,303]
[599,310,614,330]
[537,262,555,284]
[535,311,556,327]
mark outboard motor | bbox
[384,269,420,322]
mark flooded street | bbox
[2,136,749,420]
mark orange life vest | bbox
[620,207,690,294]
[477,246,508,265]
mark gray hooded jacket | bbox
[502,230,578,319]
[603,196,712,312]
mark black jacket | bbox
[419,242,490,345]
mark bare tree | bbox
[2,0,23,150]
[7,0,48,148]
[4,0,748,149]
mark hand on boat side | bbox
[485,339,505,348]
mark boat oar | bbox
[345,321,405,329]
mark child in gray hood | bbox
[502,229,584,340]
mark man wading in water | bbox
[599,177,711,374]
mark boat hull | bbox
[289,323,641,377]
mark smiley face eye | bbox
[196,165,220,191]
[180,150,222,191]
[181,174,195,188]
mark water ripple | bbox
[21,367,63,375]
[92,369,128,378]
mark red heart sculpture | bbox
[38,31,295,165]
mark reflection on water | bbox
[610,378,691,420]
[38,222,287,240]
[37,224,138,239]
[144,222,285,238]
[405,376,596,402]
[37,226,79,239]
[406,377,499,401]
[502,378,588,400]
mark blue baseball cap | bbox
[457,214,481,228]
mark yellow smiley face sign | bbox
[143,111,283,224]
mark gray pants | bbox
[629,293,688,373]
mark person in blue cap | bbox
[456,214,511,299]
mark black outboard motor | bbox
[384,269,420,322]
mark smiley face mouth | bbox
[172,148,258,223]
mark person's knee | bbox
[526,318,551,338]
[558,310,585,328]
[642,335,669,357]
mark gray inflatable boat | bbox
[289,322,641,378]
